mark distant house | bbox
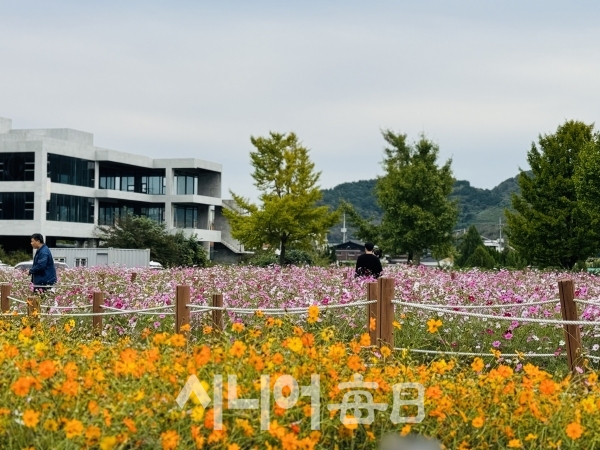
[334,240,365,262]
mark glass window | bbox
[98,165,165,195]
[0,153,35,181]
[48,154,94,187]
[173,205,198,228]
[47,194,94,223]
[98,201,164,225]
[0,192,34,220]
[75,258,87,267]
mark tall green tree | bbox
[506,121,600,269]
[223,132,339,265]
[574,130,600,214]
[375,131,458,264]
[455,225,484,267]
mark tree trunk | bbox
[279,236,287,266]
[413,251,421,265]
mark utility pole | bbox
[341,213,347,243]
[499,217,503,251]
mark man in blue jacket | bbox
[29,233,56,291]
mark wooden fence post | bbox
[93,292,104,333]
[558,279,583,375]
[377,277,395,347]
[175,285,190,334]
[130,272,137,283]
[27,296,40,325]
[212,294,223,331]
[367,282,378,345]
[1,283,10,313]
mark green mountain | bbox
[320,175,521,243]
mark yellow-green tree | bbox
[223,132,339,265]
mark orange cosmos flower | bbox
[307,305,319,324]
[64,418,84,439]
[359,333,371,347]
[471,357,484,372]
[566,422,584,440]
[38,360,57,379]
[232,322,245,333]
[229,341,247,358]
[539,379,556,395]
[161,430,180,450]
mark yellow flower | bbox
[287,337,303,353]
[203,326,213,334]
[191,406,205,422]
[22,409,40,428]
[179,323,191,332]
[43,419,59,431]
[380,346,391,358]
[392,320,401,329]
[524,434,538,441]
[426,318,442,333]
[507,439,522,448]
[471,416,484,428]
[566,422,584,440]
[400,424,411,436]
[307,305,319,324]
[99,436,118,450]
[255,310,264,318]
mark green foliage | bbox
[246,249,315,267]
[223,132,340,265]
[95,213,208,267]
[455,225,484,267]
[506,120,600,269]
[375,131,458,264]
[466,245,496,269]
[0,246,31,266]
[575,129,600,214]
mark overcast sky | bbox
[2,1,599,200]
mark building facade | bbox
[0,117,244,262]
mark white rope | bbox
[38,305,178,317]
[393,301,600,326]
[102,305,174,313]
[185,299,377,313]
[8,296,27,304]
[393,348,559,358]
[575,299,600,307]
[391,299,560,309]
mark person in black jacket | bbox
[29,233,57,292]
[355,242,383,278]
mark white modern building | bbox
[0,117,244,263]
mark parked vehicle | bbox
[13,261,69,271]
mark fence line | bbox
[392,300,600,326]
[400,299,560,310]
[393,348,560,359]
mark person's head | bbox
[365,242,375,253]
[31,233,44,249]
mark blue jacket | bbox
[29,245,57,286]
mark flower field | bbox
[2,265,600,448]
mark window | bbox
[174,171,198,195]
[54,257,66,263]
[47,194,94,223]
[47,154,94,187]
[0,192,34,220]
[0,153,35,181]
[99,166,165,195]
[74,258,87,267]
[173,205,198,228]
[98,201,165,225]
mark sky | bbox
[1,1,600,201]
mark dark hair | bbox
[365,242,374,251]
[31,233,44,244]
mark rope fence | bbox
[0,278,596,374]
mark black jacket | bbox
[355,253,383,278]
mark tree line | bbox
[99,120,600,270]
